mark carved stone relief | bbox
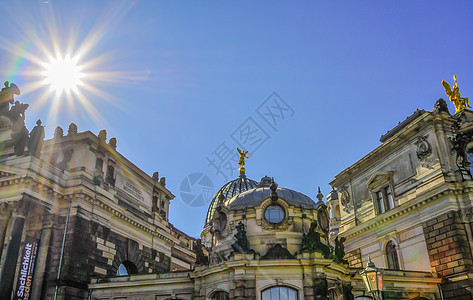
[339,187,351,212]
[450,112,473,179]
[415,135,433,168]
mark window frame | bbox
[386,240,400,270]
[374,186,394,214]
[260,198,290,230]
[366,172,396,215]
[264,204,285,224]
[116,260,138,276]
[261,286,299,300]
[211,291,230,300]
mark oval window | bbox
[265,205,285,223]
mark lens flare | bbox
[0,1,147,128]
[42,53,84,95]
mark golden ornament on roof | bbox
[442,75,470,114]
[237,147,249,172]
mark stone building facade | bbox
[329,99,473,299]
[90,172,441,299]
[0,82,457,300]
[0,88,195,299]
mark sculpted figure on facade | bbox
[237,147,249,172]
[339,186,351,212]
[28,119,45,158]
[8,101,29,156]
[442,75,470,114]
[450,115,473,175]
[231,221,253,254]
[333,236,348,264]
[300,221,331,257]
[415,135,433,168]
[434,98,450,114]
[0,81,20,115]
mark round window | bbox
[264,205,285,224]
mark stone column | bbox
[303,267,315,300]
[231,279,256,300]
[0,202,12,264]
[31,211,53,299]
[0,201,28,300]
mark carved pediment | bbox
[366,171,393,189]
[261,243,294,260]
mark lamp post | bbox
[360,257,384,300]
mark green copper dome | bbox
[205,171,257,225]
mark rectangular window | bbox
[375,186,394,215]
[106,165,115,186]
[385,186,393,210]
[376,191,385,214]
[95,158,103,171]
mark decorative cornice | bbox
[341,188,456,240]
[380,109,426,143]
[332,112,450,187]
[0,172,186,250]
[79,192,177,247]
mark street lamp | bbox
[360,257,384,300]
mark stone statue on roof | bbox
[300,220,331,258]
[442,75,470,114]
[0,81,20,115]
[231,221,253,254]
[28,119,45,158]
[237,148,249,172]
[8,100,29,156]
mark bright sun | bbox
[42,53,85,95]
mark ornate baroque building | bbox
[0,83,195,299]
[328,98,473,299]
[1,80,469,299]
[89,160,442,299]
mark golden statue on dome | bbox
[237,147,249,172]
[442,75,470,114]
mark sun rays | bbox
[42,53,84,95]
[0,1,142,129]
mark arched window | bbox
[117,260,138,276]
[328,288,338,300]
[212,291,229,300]
[386,241,400,270]
[262,286,298,300]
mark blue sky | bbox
[0,1,472,237]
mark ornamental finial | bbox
[442,75,470,114]
[237,147,249,173]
